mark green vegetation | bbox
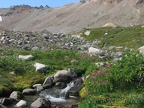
[79,51,144,108]
[0,25,144,107]
[0,49,99,96]
[82,25,144,48]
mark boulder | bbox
[18,55,34,61]
[0,104,7,108]
[55,82,67,89]
[34,63,46,73]
[68,78,84,97]
[0,98,14,105]
[54,68,77,82]
[9,91,24,100]
[84,30,91,36]
[15,100,27,108]
[33,84,43,92]
[43,34,49,39]
[30,98,51,108]
[43,76,54,88]
[88,47,102,56]
[139,46,144,54]
[22,88,36,95]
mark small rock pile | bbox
[0,68,83,108]
[0,29,99,50]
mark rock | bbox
[23,44,32,50]
[54,68,77,82]
[95,62,104,67]
[0,16,2,22]
[68,78,83,97]
[9,71,16,75]
[139,46,144,54]
[84,30,91,36]
[15,100,27,108]
[22,88,36,95]
[33,84,42,88]
[34,63,46,73]
[43,76,54,88]
[55,82,67,89]
[0,104,7,108]
[0,98,14,105]
[103,22,117,28]
[69,104,78,108]
[9,91,24,100]
[18,55,34,60]
[32,46,40,50]
[43,34,49,39]
[88,47,102,56]
[33,84,43,92]
[30,98,51,108]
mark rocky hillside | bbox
[0,0,144,34]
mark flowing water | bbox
[40,81,75,102]
[6,80,80,108]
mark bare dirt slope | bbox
[0,0,144,34]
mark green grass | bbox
[82,25,144,49]
[0,25,144,107]
[0,49,99,96]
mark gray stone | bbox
[0,98,14,106]
[15,100,27,108]
[88,47,102,56]
[84,30,91,36]
[22,88,36,95]
[30,98,51,108]
[43,76,54,88]
[18,55,34,61]
[0,104,7,108]
[43,34,49,39]
[9,71,16,75]
[68,78,83,97]
[139,46,144,54]
[9,91,24,100]
[54,68,77,82]
[55,82,67,89]
[34,63,47,73]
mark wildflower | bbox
[92,72,96,76]
[95,82,99,85]
[102,80,107,85]
[91,82,95,85]
[104,72,109,76]
[90,75,94,79]
[96,70,101,76]
[106,63,111,68]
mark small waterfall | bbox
[40,81,75,102]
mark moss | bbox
[0,85,12,96]
[79,87,88,98]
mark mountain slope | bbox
[0,0,144,34]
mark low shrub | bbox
[125,93,144,108]
[78,96,104,108]
[108,51,144,91]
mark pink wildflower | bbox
[92,82,95,85]
[95,82,99,85]
[102,80,107,85]
[96,71,101,76]
[104,72,109,76]
[106,63,111,68]
[90,76,94,79]
[92,72,96,76]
